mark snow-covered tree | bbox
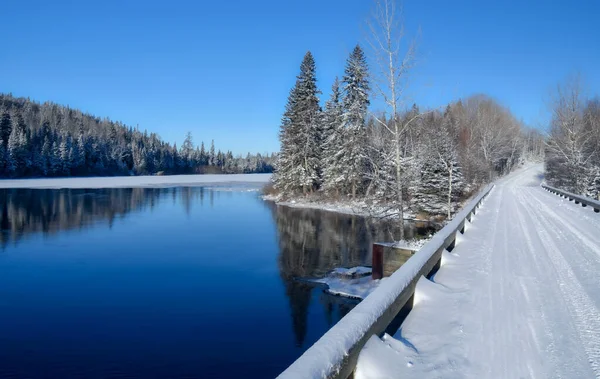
[59,135,72,175]
[415,112,465,217]
[545,77,595,194]
[209,139,216,166]
[341,45,370,198]
[321,78,345,195]
[273,51,322,195]
[7,113,30,176]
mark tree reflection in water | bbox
[268,202,437,348]
[0,187,215,249]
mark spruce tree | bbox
[341,45,370,198]
[273,51,322,196]
[321,77,345,194]
[209,140,216,166]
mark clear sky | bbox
[2,0,599,154]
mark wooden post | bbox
[372,243,384,280]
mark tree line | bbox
[272,48,541,218]
[545,77,600,199]
[0,93,275,177]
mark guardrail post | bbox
[372,243,384,280]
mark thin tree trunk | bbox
[447,165,452,219]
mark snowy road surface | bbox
[0,173,271,189]
[356,164,600,379]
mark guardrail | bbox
[277,183,495,379]
[541,184,600,213]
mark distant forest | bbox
[0,94,275,177]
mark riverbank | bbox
[262,194,422,221]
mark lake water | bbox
[0,185,434,378]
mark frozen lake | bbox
[0,179,433,378]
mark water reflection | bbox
[0,186,437,376]
[0,187,223,249]
[269,203,436,348]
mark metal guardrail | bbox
[541,184,600,213]
[277,183,495,379]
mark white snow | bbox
[331,266,373,278]
[312,275,382,300]
[309,267,382,300]
[355,164,600,379]
[389,239,430,251]
[0,173,272,189]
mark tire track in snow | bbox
[511,186,567,379]
[524,188,600,307]
[516,189,600,378]
[528,188,600,259]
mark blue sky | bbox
[2,0,599,154]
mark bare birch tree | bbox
[366,0,419,240]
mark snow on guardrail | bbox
[541,184,600,213]
[277,183,495,379]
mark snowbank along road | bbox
[356,164,600,379]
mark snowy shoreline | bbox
[263,193,424,221]
[0,173,272,189]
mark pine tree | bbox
[273,51,322,195]
[341,45,370,198]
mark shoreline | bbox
[0,173,272,189]
[262,194,432,224]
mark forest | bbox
[0,94,275,177]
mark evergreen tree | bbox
[59,136,72,175]
[181,131,194,170]
[209,139,216,166]
[7,113,30,175]
[0,112,11,151]
[199,141,207,165]
[321,77,345,194]
[273,51,322,195]
[341,45,370,198]
[415,113,465,217]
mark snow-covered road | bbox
[356,164,600,378]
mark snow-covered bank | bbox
[0,173,272,189]
[306,267,383,300]
[263,194,419,220]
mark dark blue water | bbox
[0,185,432,378]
